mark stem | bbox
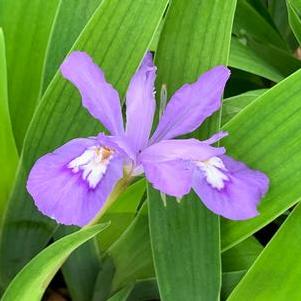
[84,174,132,228]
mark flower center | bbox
[196,157,229,190]
[68,146,114,189]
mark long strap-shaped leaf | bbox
[234,0,287,49]
[1,223,109,301]
[287,0,301,44]
[221,68,301,251]
[0,29,18,227]
[0,0,61,150]
[227,204,301,300]
[0,0,168,288]
[42,0,102,90]
[43,2,104,300]
[147,1,237,300]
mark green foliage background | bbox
[1,0,301,300]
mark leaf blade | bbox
[221,68,301,251]
[148,1,237,300]
[1,223,109,301]
[227,204,301,300]
[0,28,18,225]
[0,0,61,149]
[0,0,168,288]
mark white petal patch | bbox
[68,146,114,189]
[196,157,229,190]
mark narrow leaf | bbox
[1,223,109,301]
[222,89,267,125]
[0,0,61,149]
[148,0,236,300]
[229,38,283,82]
[234,0,287,49]
[227,204,301,300]
[0,0,168,288]
[0,29,18,225]
[43,0,102,89]
[287,0,301,44]
[221,69,301,251]
[109,203,154,294]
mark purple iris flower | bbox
[27,52,269,226]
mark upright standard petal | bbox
[27,137,124,226]
[151,66,230,142]
[139,138,225,197]
[192,155,269,220]
[125,52,156,153]
[61,51,124,135]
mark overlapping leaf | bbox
[1,224,109,301]
[228,204,301,300]
[0,29,18,226]
[148,1,237,300]
[0,0,61,149]
[221,68,301,251]
[0,0,168,289]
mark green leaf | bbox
[227,204,301,300]
[106,278,160,301]
[246,39,301,79]
[221,68,301,251]
[106,286,134,301]
[127,278,159,301]
[222,237,263,273]
[234,0,287,49]
[0,0,168,288]
[247,0,276,26]
[0,29,18,225]
[53,226,102,301]
[43,0,102,90]
[54,180,145,301]
[148,190,222,300]
[0,0,61,149]
[109,203,154,294]
[98,179,146,251]
[222,271,245,300]
[221,237,263,299]
[229,38,283,82]
[1,223,109,301]
[287,0,301,44]
[268,0,298,50]
[222,89,268,125]
[148,0,236,300]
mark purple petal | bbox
[61,51,124,135]
[139,138,225,163]
[151,66,230,142]
[27,138,123,226]
[125,53,156,153]
[144,159,193,197]
[140,138,225,197]
[192,155,269,220]
[97,133,136,162]
[203,131,228,144]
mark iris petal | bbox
[151,66,230,142]
[61,51,124,135]
[125,52,156,153]
[192,155,269,220]
[139,138,225,197]
[144,159,193,197]
[26,137,123,226]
